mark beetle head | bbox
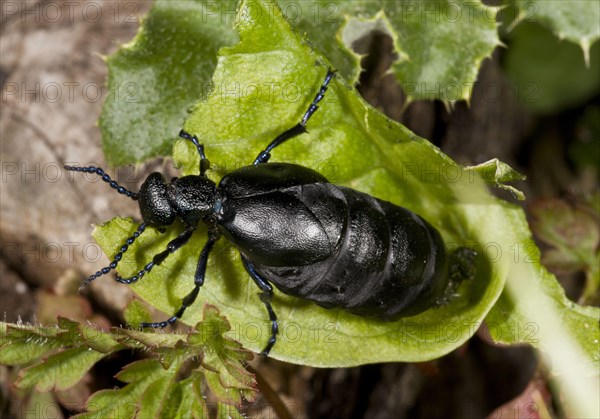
[138,173,217,227]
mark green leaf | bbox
[96,0,504,366]
[530,199,599,270]
[279,0,500,103]
[484,202,600,417]
[74,306,251,418]
[388,0,500,103]
[0,319,119,366]
[112,327,186,351]
[100,0,238,164]
[0,324,63,365]
[123,299,153,326]
[466,158,526,200]
[78,359,171,419]
[192,305,256,405]
[161,373,207,419]
[16,346,105,391]
[217,402,246,419]
[529,198,600,306]
[93,3,598,395]
[57,317,122,353]
[101,1,501,164]
[503,21,600,114]
[280,0,501,102]
[1,310,252,417]
[135,375,176,419]
[512,0,600,61]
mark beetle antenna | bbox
[179,130,210,177]
[79,223,146,291]
[64,165,138,200]
[253,68,337,164]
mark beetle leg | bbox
[240,256,279,356]
[139,229,219,329]
[79,223,146,290]
[179,130,210,177]
[253,68,337,164]
[115,224,195,285]
[64,165,139,200]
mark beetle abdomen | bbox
[253,184,448,320]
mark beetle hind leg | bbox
[240,256,279,356]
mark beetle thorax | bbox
[169,175,217,225]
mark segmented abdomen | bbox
[253,183,448,320]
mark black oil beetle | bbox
[66,69,473,356]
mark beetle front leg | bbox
[115,225,195,285]
[79,223,147,290]
[178,130,210,177]
[139,229,219,329]
[240,256,279,356]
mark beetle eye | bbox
[138,172,176,227]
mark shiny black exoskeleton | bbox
[65,69,454,356]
